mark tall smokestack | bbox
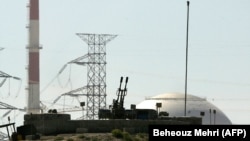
[27,0,41,114]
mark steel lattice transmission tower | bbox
[62,33,117,119]
[78,33,117,119]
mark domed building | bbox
[136,93,232,125]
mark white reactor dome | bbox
[136,93,232,125]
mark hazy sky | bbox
[0,0,250,127]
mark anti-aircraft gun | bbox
[98,77,128,119]
[111,76,128,119]
[98,76,158,120]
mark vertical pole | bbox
[213,109,216,125]
[209,109,212,125]
[184,1,190,116]
[6,126,10,140]
[13,123,16,132]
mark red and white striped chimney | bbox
[27,0,41,114]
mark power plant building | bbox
[136,93,232,125]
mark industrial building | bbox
[136,92,232,125]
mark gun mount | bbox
[98,76,158,120]
[111,76,128,119]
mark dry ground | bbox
[26,133,148,141]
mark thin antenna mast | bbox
[184,1,190,116]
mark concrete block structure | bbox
[23,113,201,135]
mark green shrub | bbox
[111,129,123,138]
[67,138,74,141]
[77,134,85,139]
[123,132,133,141]
[137,133,146,138]
[134,137,141,141]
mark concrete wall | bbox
[23,114,201,135]
[24,114,72,135]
